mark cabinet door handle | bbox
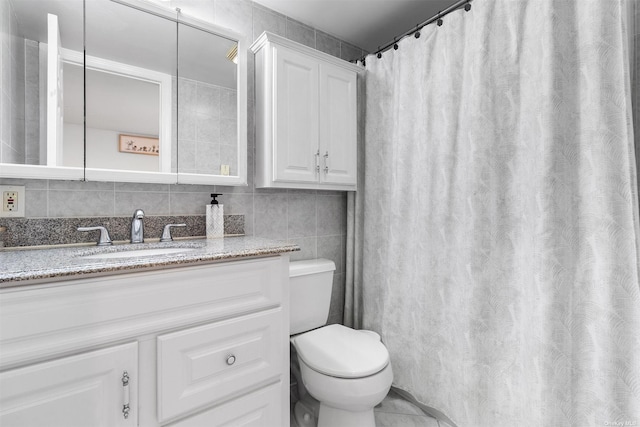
[323,151,329,174]
[315,150,320,174]
[226,354,237,365]
[122,371,130,419]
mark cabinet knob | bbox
[226,354,236,365]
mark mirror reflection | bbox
[2,0,246,184]
[84,0,176,179]
[1,0,84,169]
[177,23,238,177]
[66,65,163,171]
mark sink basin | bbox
[81,247,196,260]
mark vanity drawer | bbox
[167,382,283,427]
[157,309,284,422]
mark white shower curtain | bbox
[349,0,640,425]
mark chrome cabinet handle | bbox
[122,371,130,419]
[77,226,112,246]
[315,150,321,174]
[323,151,329,174]
[160,223,186,242]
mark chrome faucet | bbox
[130,209,145,243]
[77,226,112,246]
[160,223,186,242]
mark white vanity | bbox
[0,238,295,426]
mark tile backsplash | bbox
[0,214,244,247]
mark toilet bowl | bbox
[299,359,393,427]
[289,259,393,427]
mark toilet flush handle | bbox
[226,354,236,366]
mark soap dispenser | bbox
[206,193,224,239]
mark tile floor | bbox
[374,389,443,427]
[291,389,449,427]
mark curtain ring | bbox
[393,37,398,50]
[437,11,443,26]
[464,2,471,11]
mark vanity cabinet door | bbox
[0,342,138,427]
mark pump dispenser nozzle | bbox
[210,193,222,205]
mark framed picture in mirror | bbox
[118,135,160,156]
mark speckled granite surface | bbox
[0,236,298,286]
[0,215,244,247]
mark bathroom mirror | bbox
[176,21,247,185]
[177,16,247,185]
[0,0,248,186]
[0,0,85,180]
[84,0,177,183]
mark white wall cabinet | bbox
[252,31,362,191]
[0,256,290,427]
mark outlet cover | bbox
[0,186,25,217]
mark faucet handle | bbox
[160,223,186,242]
[78,226,113,246]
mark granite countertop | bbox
[0,236,299,287]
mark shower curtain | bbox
[346,0,640,425]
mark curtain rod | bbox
[358,0,473,64]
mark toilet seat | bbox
[292,324,389,379]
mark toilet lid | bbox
[293,324,389,379]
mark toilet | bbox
[289,259,393,427]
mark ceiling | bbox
[252,0,457,53]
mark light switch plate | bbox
[0,186,25,217]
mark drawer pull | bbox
[226,354,236,366]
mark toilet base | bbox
[318,404,375,427]
[294,398,319,427]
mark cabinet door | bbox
[0,342,138,427]
[273,45,319,183]
[319,63,357,186]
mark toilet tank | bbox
[289,259,335,335]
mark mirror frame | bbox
[0,0,248,187]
